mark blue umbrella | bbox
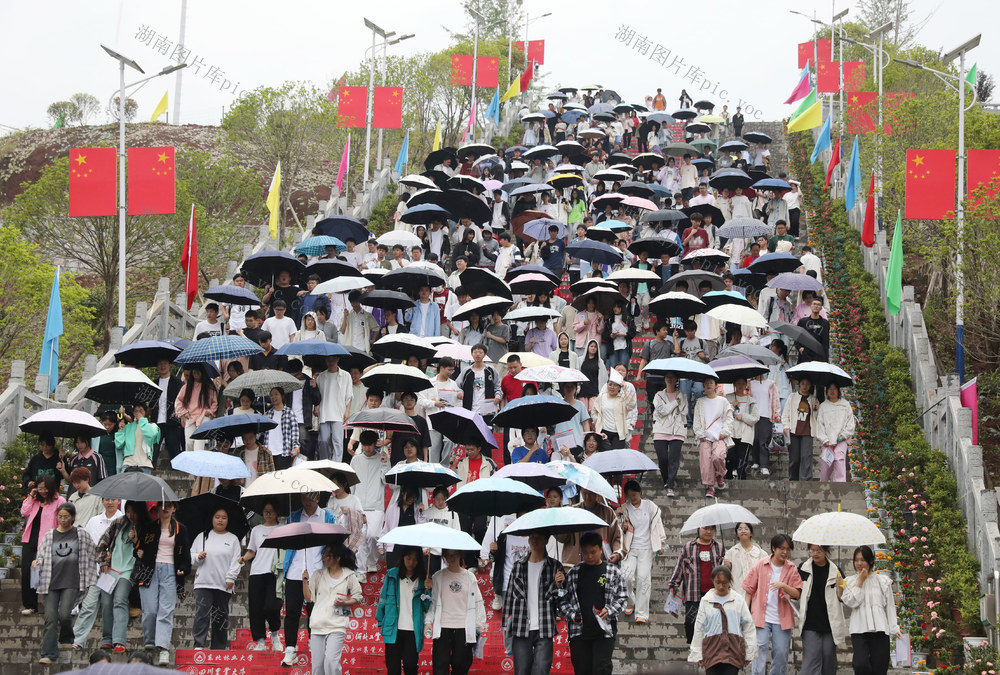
[204,284,261,306]
[190,414,277,441]
[504,145,529,156]
[399,203,452,225]
[295,235,347,257]
[641,357,718,381]
[647,183,671,200]
[276,339,350,359]
[447,477,545,516]
[601,219,632,232]
[560,110,587,123]
[240,250,305,287]
[171,450,251,479]
[314,215,371,244]
[647,112,675,125]
[492,394,578,428]
[378,522,481,551]
[753,178,793,192]
[428,407,497,449]
[174,334,263,364]
[114,340,182,368]
[566,239,624,265]
[162,336,193,351]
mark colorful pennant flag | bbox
[960,377,979,444]
[784,67,811,104]
[485,88,500,126]
[905,149,956,220]
[338,86,367,128]
[787,99,822,132]
[266,162,281,239]
[373,87,404,129]
[394,131,409,175]
[966,63,978,89]
[520,61,534,92]
[810,115,831,163]
[40,267,62,394]
[68,147,116,217]
[127,146,176,215]
[432,120,442,152]
[885,210,903,315]
[861,170,876,247]
[181,204,199,310]
[844,136,862,211]
[500,77,522,104]
[789,89,817,122]
[151,91,169,122]
[966,149,1000,204]
[336,135,350,192]
[825,134,841,189]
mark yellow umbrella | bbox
[698,114,725,124]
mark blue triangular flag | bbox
[40,267,63,393]
[845,136,863,211]
[810,115,831,164]
[486,88,500,126]
[394,131,409,175]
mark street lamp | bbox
[467,9,506,144]
[102,44,186,333]
[517,11,551,109]
[376,33,415,172]
[789,8,849,122]
[362,18,390,195]
[897,34,981,380]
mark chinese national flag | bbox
[127,146,175,215]
[883,92,914,134]
[68,147,116,217]
[520,60,534,91]
[338,86,367,128]
[373,87,403,129]
[844,62,866,90]
[905,149,956,219]
[797,38,832,68]
[967,149,1000,205]
[817,61,839,93]
[477,56,499,88]
[846,92,877,134]
[451,54,473,85]
[514,40,545,65]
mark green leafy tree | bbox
[46,101,78,128]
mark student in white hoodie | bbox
[190,508,243,650]
[841,546,900,675]
[619,480,665,624]
[303,543,363,675]
[814,383,857,483]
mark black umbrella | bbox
[649,291,706,318]
[337,346,377,372]
[371,334,438,361]
[447,175,486,194]
[748,253,801,275]
[700,290,755,310]
[447,478,545,516]
[732,269,768,291]
[89,472,179,503]
[708,169,754,193]
[376,266,447,293]
[457,143,495,160]
[510,274,559,296]
[743,131,772,144]
[661,270,725,293]
[618,181,655,197]
[204,284,262,307]
[692,157,715,172]
[424,148,459,171]
[632,153,665,170]
[314,216,371,244]
[719,140,749,152]
[593,111,616,122]
[84,368,162,405]
[694,100,715,111]
[504,264,560,284]
[672,109,697,120]
[492,394,579,428]
[642,209,687,224]
[360,289,416,311]
[361,364,433,394]
[459,268,513,299]
[190,414,277,441]
[400,203,452,225]
[422,170,450,189]
[708,356,770,384]
[114,340,182,368]
[345,408,419,433]
[770,321,825,356]
[748,168,771,183]
[628,237,682,258]
[178,493,250,545]
[683,204,726,226]
[241,251,306,288]
[444,189,492,223]
[305,259,364,283]
[428,407,497,448]
[260,522,350,550]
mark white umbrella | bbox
[548,461,617,502]
[503,307,561,323]
[451,296,512,322]
[171,450,251,480]
[434,343,478,363]
[377,231,423,249]
[312,276,374,295]
[515,364,587,383]
[378,523,481,551]
[294,460,360,487]
[241,468,336,497]
[680,503,761,535]
[505,506,609,536]
[400,174,437,190]
[792,511,886,547]
[583,448,659,475]
[497,351,555,368]
[707,304,768,329]
[606,268,661,284]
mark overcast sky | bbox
[0,0,991,132]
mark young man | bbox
[766,220,795,253]
[67,467,103,527]
[637,322,674,413]
[511,427,547,464]
[239,310,264,344]
[457,344,501,415]
[261,300,297,349]
[425,358,462,466]
[404,285,441,339]
[220,272,253,332]
[503,533,565,675]
[316,355,353,462]
[339,291,376,353]
[732,107,745,137]
[540,225,567,277]
[693,376,734,498]
[262,270,306,325]
[619,481,665,625]
[451,441,497,569]
[300,274,321,316]
[797,297,830,362]
[447,256,468,290]
[667,525,725,643]
[248,331,288,372]
[524,318,557,358]
[480,227,499,269]
[149,359,183,470]
[350,430,389,574]
[22,433,62,493]
[494,232,521,280]
[388,392,430,465]
[346,389,387,456]
[558,531,629,675]
[679,154,699,201]
[674,320,710,427]
[193,303,224,339]
[283,360,322,460]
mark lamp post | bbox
[362,18,390,196]
[520,11,551,109]
[101,45,185,333]
[897,33,981,380]
[466,11,505,144]
[789,9,848,123]
[375,33,415,172]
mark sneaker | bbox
[100,643,113,650]
[20,608,35,616]
[112,645,125,654]
[71,605,80,616]
[761,467,771,477]
[751,463,760,470]
[72,644,84,651]
[255,639,267,650]
[706,487,715,497]
[636,616,648,624]
[271,635,283,652]
[367,564,379,573]
[143,643,155,650]
[158,650,170,666]
[491,596,502,611]
[666,488,676,497]
[130,607,142,618]
[38,658,53,664]
[716,478,727,490]
[194,646,206,651]
[624,605,635,615]
[281,647,298,667]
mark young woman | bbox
[115,402,160,474]
[726,377,759,480]
[722,522,768,594]
[689,566,757,675]
[572,299,604,358]
[842,546,901,675]
[232,388,259,416]
[484,310,510,365]
[135,501,190,665]
[303,543,362,675]
[741,534,802,675]
[652,373,687,496]
[34,502,98,664]
[175,364,218,453]
[564,188,587,225]
[425,548,486,675]
[577,339,607,412]
[693,376,734,498]
[767,341,792,412]
[797,544,847,675]
[239,500,283,651]
[603,302,635,369]
[267,387,300,470]
[781,377,818,481]
[593,371,637,451]
[749,371,780,478]
[20,474,65,616]
[296,311,327,342]
[815,383,857,483]
[549,331,580,370]
[381,486,426,569]
[457,311,485,347]
[190,508,242,650]
[550,381,592,461]
[377,546,431,675]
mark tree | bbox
[855,0,933,48]
[70,93,101,125]
[976,70,995,105]
[221,82,340,244]
[111,97,138,122]
[46,101,77,128]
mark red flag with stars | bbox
[451,54,473,85]
[905,149,956,219]
[816,61,839,93]
[373,87,403,129]
[846,92,877,134]
[967,149,1000,205]
[477,56,499,88]
[797,38,832,68]
[127,146,175,215]
[338,86,367,128]
[844,62,866,90]
[68,147,116,217]
[514,40,546,65]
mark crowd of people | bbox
[11,84,894,675]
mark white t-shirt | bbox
[247,524,279,576]
[157,377,170,424]
[398,576,417,631]
[749,380,773,419]
[701,396,726,441]
[193,319,223,339]
[765,563,782,624]
[262,316,296,349]
[438,569,470,629]
[527,559,543,631]
[243,447,260,486]
[624,501,652,550]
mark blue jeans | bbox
[679,379,705,427]
[139,562,176,649]
[607,348,630,369]
[72,584,112,646]
[42,587,79,659]
[753,622,791,675]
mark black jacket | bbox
[299,378,322,429]
[458,365,499,411]
[148,374,184,429]
[134,518,191,590]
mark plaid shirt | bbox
[667,539,725,603]
[558,561,629,639]
[503,555,562,639]
[269,408,300,456]
[234,443,275,475]
[35,526,98,595]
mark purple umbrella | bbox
[766,272,824,293]
[429,406,498,449]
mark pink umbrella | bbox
[622,195,658,211]
[483,179,504,192]
[434,343,475,362]
[509,273,559,295]
[592,192,627,207]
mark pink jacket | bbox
[572,311,604,350]
[742,557,803,630]
[20,494,67,544]
[174,381,218,428]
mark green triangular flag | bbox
[53,112,65,129]
[790,89,818,122]
[966,63,978,88]
[886,211,903,315]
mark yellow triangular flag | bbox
[787,100,823,133]
[266,162,281,239]
[151,91,169,123]
[432,120,442,152]
[499,77,522,104]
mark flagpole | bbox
[471,18,480,143]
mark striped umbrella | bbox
[174,335,262,364]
